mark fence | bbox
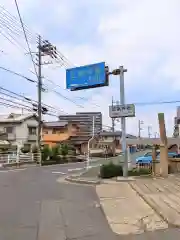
[136,162,152,171]
[0,152,41,165]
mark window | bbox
[52,128,64,134]
[28,127,37,135]
[52,128,57,134]
[5,127,14,134]
[144,152,152,157]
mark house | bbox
[42,121,80,147]
[97,131,137,153]
[69,131,137,156]
[0,113,38,148]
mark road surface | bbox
[0,164,179,239]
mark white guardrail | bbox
[0,152,41,165]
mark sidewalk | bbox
[130,174,180,227]
[96,180,168,235]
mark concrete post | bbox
[152,145,156,176]
[158,113,168,177]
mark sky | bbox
[0,0,179,137]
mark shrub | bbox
[128,168,151,176]
[21,145,30,153]
[41,145,51,162]
[100,162,123,179]
[51,145,60,158]
[60,144,69,158]
[41,160,57,166]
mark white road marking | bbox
[0,168,27,173]
[52,171,66,175]
[68,167,84,172]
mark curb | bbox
[65,176,101,185]
[129,182,180,228]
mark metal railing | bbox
[0,152,41,165]
[136,162,152,170]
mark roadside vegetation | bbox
[41,144,83,165]
[99,162,151,179]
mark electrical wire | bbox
[14,0,38,79]
[0,85,68,114]
[133,100,180,106]
[0,6,93,107]
[0,5,36,40]
[0,66,36,83]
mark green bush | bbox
[21,145,30,153]
[100,162,123,179]
[51,145,60,157]
[41,160,57,166]
[128,168,151,176]
[60,144,69,157]
[41,145,52,162]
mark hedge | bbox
[99,162,151,179]
[100,162,123,179]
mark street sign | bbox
[109,104,135,118]
[66,62,108,91]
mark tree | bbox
[60,144,69,158]
[41,145,51,161]
[51,145,60,158]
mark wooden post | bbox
[158,113,168,177]
[152,145,156,176]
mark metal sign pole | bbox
[119,66,128,177]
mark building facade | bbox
[42,121,80,147]
[58,112,102,136]
[0,113,38,148]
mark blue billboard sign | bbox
[66,62,108,91]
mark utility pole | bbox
[138,120,143,138]
[112,97,115,133]
[110,66,128,177]
[111,97,116,156]
[36,36,58,165]
[87,116,95,169]
[148,126,151,138]
[37,35,42,161]
[119,66,128,177]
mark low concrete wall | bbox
[168,158,180,173]
[154,158,180,176]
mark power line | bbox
[14,0,38,79]
[0,65,36,82]
[134,100,180,106]
[0,5,36,40]
[0,101,30,111]
[0,86,67,114]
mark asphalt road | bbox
[0,164,180,240]
[0,164,119,240]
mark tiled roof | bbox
[99,131,137,138]
[0,113,38,123]
[43,121,68,128]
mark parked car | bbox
[136,152,157,164]
[136,151,177,164]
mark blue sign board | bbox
[66,62,108,91]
